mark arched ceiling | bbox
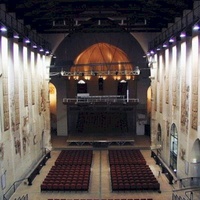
[71,42,133,72]
[2,0,195,34]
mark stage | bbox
[51,133,151,149]
[66,138,135,147]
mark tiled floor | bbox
[10,135,176,200]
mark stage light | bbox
[0,26,7,32]
[14,34,20,39]
[193,24,200,30]
[169,37,175,43]
[180,32,186,38]
[25,38,31,43]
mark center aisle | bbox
[10,149,175,200]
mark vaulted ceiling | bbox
[1,0,195,34]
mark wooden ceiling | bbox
[1,0,195,34]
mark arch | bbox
[54,32,146,71]
[170,123,178,173]
[49,83,57,133]
[190,139,200,176]
[147,86,151,122]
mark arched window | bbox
[170,123,178,174]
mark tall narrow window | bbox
[170,123,178,174]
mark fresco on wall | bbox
[0,143,4,160]
[154,84,157,111]
[159,84,163,113]
[191,78,198,130]
[39,84,46,114]
[14,135,21,155]
[3,80,10,131]
[166,78,169,104]
[172,79,177,106]
[181,83,186,126]
[24,77,28,106]
[185,86,190,132]
[22,116,30,153]
[31,69,35,105]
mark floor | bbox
[10,135,178,200]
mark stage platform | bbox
[66,138,135,147]
[51,134,151,150]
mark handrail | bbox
[3,178,28,200]
[185,187,200,200]
[172,186,200,200]
[3,151,51,200]
[174,177,200,189]
[172,193,187,200]
[0,6,50,50]
[15,194,28,200]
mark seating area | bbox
[109,150,160,192]
[41,150,93,192]
[47,199,153,200]
[109,150,146,165]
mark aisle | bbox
[9,149,174,200]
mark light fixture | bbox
[39,47,44,52]
[134,66,140,75]
[150,50,154,54]
[120,80,127,83]
[13,34,20,39]
[156,47,161,51]
[193,24,200,30]
[32,44,37,49]
[162,43,167,48]
[180,32,186,38]
[0,26,7,32]
[25,38,31,43]
[169,37,175,43]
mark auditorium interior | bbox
[0,1,200,200]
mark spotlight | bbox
[169,38,175,43]
[156,47,161,51]
[32,44,37,49]
[162,43,167,48]
[193,24,200,30]
[180,32,186,38]
[14,34,20,39]
[39,47,44,52]
[25,38,31,43]
[0,26,7,32]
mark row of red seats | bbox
[109,150,160,192]
[109,150,146,165]
[55,150,93,165]
[41,150,93,192]
[47,198,153,200]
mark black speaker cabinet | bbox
[98,78,103,90]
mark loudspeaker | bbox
[98,78,103,90]
[77,83,87,93]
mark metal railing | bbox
[0,6,50,50]
[3,178,28,200]
[63,95,139,104]
[14,194,28,200]
[149,4,200,49]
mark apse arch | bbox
[54,32,146,71]
[190,139,200,176]
[49,83,57,132]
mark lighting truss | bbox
[59,69,140,77]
